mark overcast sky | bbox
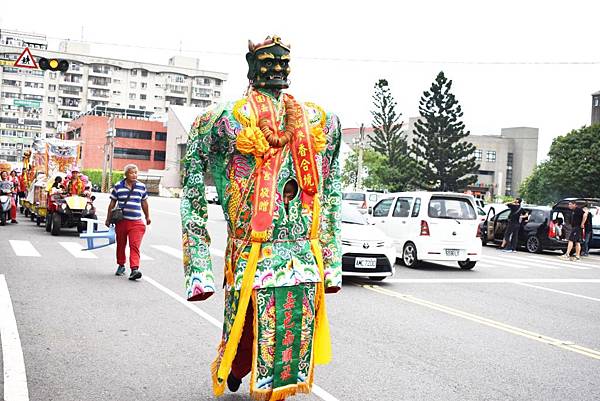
[2,0,599,161]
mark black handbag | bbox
[110,185,134,224]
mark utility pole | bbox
[101,116,115,192]
[355,123,366,190]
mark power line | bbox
[45,36,600,65]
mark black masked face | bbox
[247,44,291,90]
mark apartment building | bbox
[0,29,227,162]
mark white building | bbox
[0,29,227,162]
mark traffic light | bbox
[38,57,69,72]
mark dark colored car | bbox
[480,205,568,253]
[553,198,600,249]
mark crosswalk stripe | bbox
[58,242,98,259]
[482,254,560,269]
[9,240,40,257]
[151,245,225,260]
[107,244,153,261]
[521,254,599,270]
[151,245,182,260]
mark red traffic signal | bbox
[38,57,69,72]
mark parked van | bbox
[370,191,482,269]
[342,191,382,214]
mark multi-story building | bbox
[0,29,227,162]
[65,107,167,172]
[343,119,539,198]
[592,90,600,125]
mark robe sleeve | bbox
[319,113,343,289]
[181,108,221,301]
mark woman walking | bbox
[105,164,151,280]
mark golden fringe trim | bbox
[233,98,251,126]
[251,229,270,243]
[214,242,262,394]
[211,354,225,396]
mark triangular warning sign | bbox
[14,47,38,69]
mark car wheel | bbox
[51,213,61,236]
[402,242,420,268]
[45,213,52,232]
[526,235,542,253]
[36,216,42,226]
[369,276,386,281]
[458,260,477,270]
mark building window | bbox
[49,72,57,79]
[141,82,147,90]
[485,151,496,162]
[129,93,136,100]
[474,149,482,161]
[48,84,56,91]
[48,97,55,103]
[114,147,150,160]
[130,82,137,89]
[153,150,166,161]
[155,132,167,141]
[595,97,600,107]
[115,128,152,140]
[128,104,135,109]
[140,94,146,100]
[130,69,137,76]
[141,70,148,77]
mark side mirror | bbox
[368,207,373,215]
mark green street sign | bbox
[13,99,41,108]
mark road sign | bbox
[14,47,38,69]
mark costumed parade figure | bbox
[181,36,342,400]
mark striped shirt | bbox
[110,179,148,221]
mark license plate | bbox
[445,249,462,257]
[355,257,377,268]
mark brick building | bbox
[65,108,167,171]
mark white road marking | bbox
[108,244,153,261]
[152,245,225,259]
[514,282,600,302]
[521,254,599,270]
[483,254,561,269]
[9,241,40,257]
[384,278,600,283]
[151,245,182,259]
[143,275,339,401]
[0,275,30,401]
[58,242,98,259]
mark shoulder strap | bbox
[121,183,135,207]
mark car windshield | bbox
[342,205,368,225]
[428,197,476,220]
[342,192,365,201]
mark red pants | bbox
[10,196,16,221]
[231,301,254,380]
[115,219,146,269]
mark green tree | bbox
[342,149,388,190]
[519,124,600,204]
[411,71,479,191]
[367,79,415,190]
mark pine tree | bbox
[368,79,415,190]
[411,71,479,191]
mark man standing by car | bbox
[581,204,593,257]
[560,200,585,261]
[501,197,523,253]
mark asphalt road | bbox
[1,193,599,401]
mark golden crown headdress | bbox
[248,36,291,53]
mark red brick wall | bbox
[68,116,167,171]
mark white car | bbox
[341,205,396,281]
[371,191,482,270]
[342,191,383,214]
[205,186,219,204]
